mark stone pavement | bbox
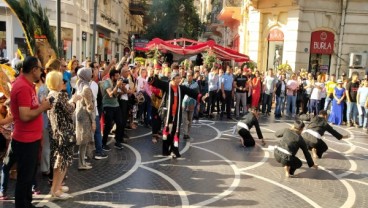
[1,116,368,207]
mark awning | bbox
[137,38,249,62]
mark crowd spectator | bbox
[328,79,346,125]
[9,56,51,207]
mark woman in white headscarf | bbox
[75,67,96,170]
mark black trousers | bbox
[262,93,272,113]
[221,90,232,118]
[119,99,128,137]
[274,149,302,175]
[238,128,255,147]
[151,107,162,135]
[207,90,218,115]
[302,132,328,158]
[103,106,124,145]
[11,139,40,208]
[162,122,180,157]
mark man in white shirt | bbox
[91,67,108,160]
[262,69,277,116]
[308,74,324,116]
[207,67,219,118]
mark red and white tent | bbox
[136,38,249,62]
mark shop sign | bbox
[99,33,105,38]
[310,30,334,54]
[268,29,284,41]
[134,39,149,48]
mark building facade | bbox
[0,0,144,62]
[199,0,368,76]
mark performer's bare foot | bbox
[284,166,290,177]
[240,138,245,147]
[312,148,318,158]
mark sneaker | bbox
[60,186,69,193]
[32,188,41,195]
[0,192,8,200]
[94,152,108,160]
[78,165,92,170]
[102,145,111,151]
[114,143,124,150]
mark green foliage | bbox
[204,53,216,68]
[4,0,58,57]
[245,61,257,70]
[144,0,201,40]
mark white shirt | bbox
[90,81,99,116]
[310,82,324,100]
[120,82,130,101]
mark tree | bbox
[144,0,201,40]
[4,0,58,62]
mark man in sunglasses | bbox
[9,56,52,207]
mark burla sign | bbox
[310,30,334,54]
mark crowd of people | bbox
[0,53,367,207]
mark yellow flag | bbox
[17,49,24,60]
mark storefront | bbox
[309,30,334,76]
[267,29,284,70]
[97,32,112,62]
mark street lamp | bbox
[131,34,135,51]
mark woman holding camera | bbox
[46,71,80,199]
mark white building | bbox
[0,0,144,62]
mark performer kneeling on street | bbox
[302,110,347,158]
[148,71,202,158]
[274,120,318,177]
[234,108,266,147]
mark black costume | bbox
[302,116,343,158]
[149,76,200,157]
[235,113,263,147]
[274,128,315,175]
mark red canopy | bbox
[138,38,249,62]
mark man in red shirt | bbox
[10,56,51,208]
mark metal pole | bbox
[92,0,98,62]
[56,0,62,58]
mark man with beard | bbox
[148,72,202,158]
[101,69,124,151]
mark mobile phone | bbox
[49,97,55,104]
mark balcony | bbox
[90,9,119,33]
[129,0,146,15]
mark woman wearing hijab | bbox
[75,67,96,170]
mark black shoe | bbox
[183,135,190,140]
[94,152,108,160]
[102,145,111,152]
[114,143,124,150]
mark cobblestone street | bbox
[1,116,368,207]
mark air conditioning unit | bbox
[349,53,367,68]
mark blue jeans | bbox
[94,115,103,154]
[347,102,358,124]
[309,99,320,116]
[358,106,368,128]
[275,96,285,116]
[286,95,297,116]
[324,96,333,110]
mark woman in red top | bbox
[251,71,262,108]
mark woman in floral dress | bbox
[47,71,80,199]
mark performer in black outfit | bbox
[234,108,266,147]
[274,120,318,177]
[301,110,347,158]
[148,72,202,158]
